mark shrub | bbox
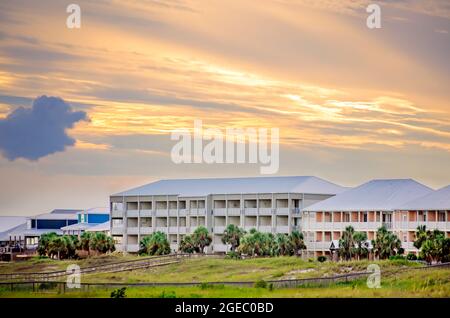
[159,291,177,298]
[317,255,327,263]
[225,251,241,259]
[389,255,406,260]
[254,280,268,289]
[110,287,127,298]
[406,253,417,261]
[308,258,314,263]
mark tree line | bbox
[337,225,450,263]
[37,232,115,260]
[139,224,306,257]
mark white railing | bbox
[244,208,258,215]
[213,208,226,216]
[276,208,289,215]
[258,225,272,233]
[156,210,168,217]
[276,226,289,233]
[127,210,139,217]
[227,208,241,216]
[140,227,153,235]
[111,210,123,218]
[127,227,139,235]
[139,210,152,217]
[259,208,272,215]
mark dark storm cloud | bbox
[0,95,88,160]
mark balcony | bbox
[259,208,272,215]
[169,209,178,217]
[276,208,289,215]
[292,208,301,214]
[155,227,168,233]
[258,226,272,233]
[178,227,187,234]
[156,210,168,217]
[179,209,187,216]
[170,243,179,251]
[127,244,139,252]
[111,226,123,235]
[227,208,241,216]
[111,210,123,218]
[244,208,258,215]
[197,208,206,215]
[276,226,289,233]
[140,227,153,235]
[140,210,152,217]
[168,226,178,234]
[127,210,139,217]
[213,208,226,216]
[127,227,139,235]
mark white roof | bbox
[399,185,450,211]
[61,223,95,231]
[76,207,109,215]
[85,221,110,232]
[304,179,433,212]
[112,176,347,197]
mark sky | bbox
[0,0,449,215]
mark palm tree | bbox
[179,235,197,253]
[139,231,170,255]
[79,232,93,256]
[275,233,292,256]
[90,232,115,254]
[339,226,355,261]
[221,224,245,251]
[414,225,430,250]
[289,230,306,256]
[37,232,58,257]
[372,226,402,259]
[192,226,212,254]
[48,236,67,260]
[353,231,369,260]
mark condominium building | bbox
[303,179,450,256]
[110,176,347,253]
[395,185,450,252]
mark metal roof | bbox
[50,209,82,214]
[76,207,109,215]
[61,223,95,231]
[398,184,450,211]
[304,179,433,212]
[85,221,110,232]
[112,176,348,197]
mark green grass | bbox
[0,268,448,298]
[0,256,448,298]
[81,257,420,283]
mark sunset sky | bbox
[0,0,449,215]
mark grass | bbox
[0,256,448,298]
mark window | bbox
[343,213,350,222]
[438,212,445,222]
[362,212,368,222]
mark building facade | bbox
[303,180,450,257]
[110,176,347,253]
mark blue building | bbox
[61,207,110,236]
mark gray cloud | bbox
[0,95,88,160]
